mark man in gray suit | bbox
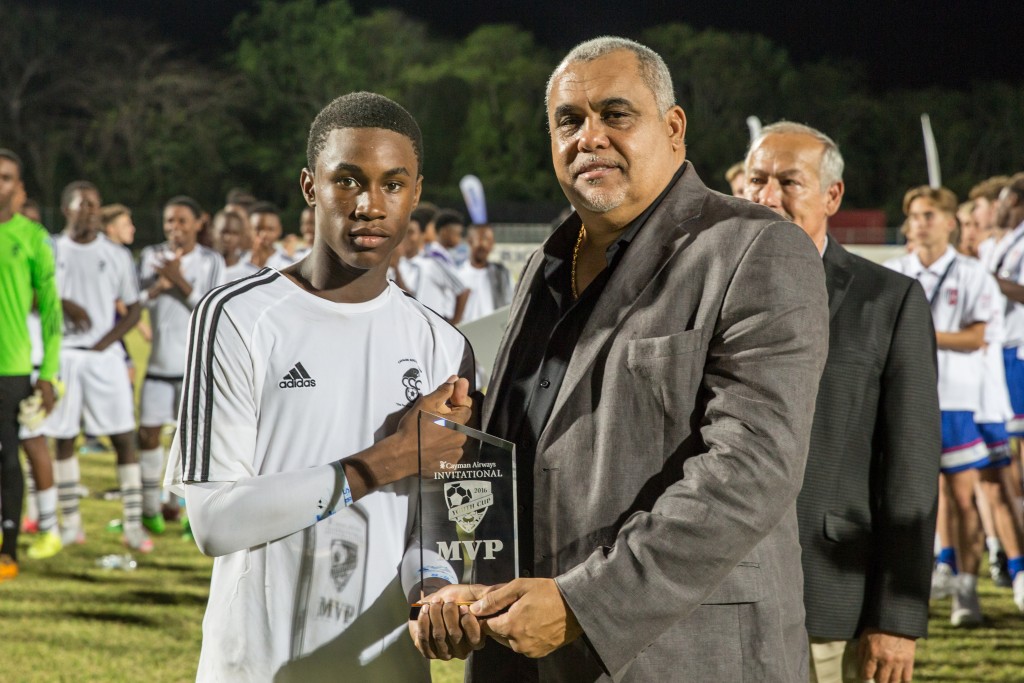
[413,37,829,681]
[746,123,940,683]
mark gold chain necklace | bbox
[571,223,586,300]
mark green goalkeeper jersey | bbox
[0,213,62,380]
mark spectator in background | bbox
[398,211,469,324]
[101,203,136,247]
[294,206,315,260]
[213,210,259,283]
[434,208,468,267]
[971,176,1012,241]
[458,224,512,324]
[248,201,295,270]
[747,123,939,681]
[420,204,456,266]
[224,188,257,251]
[20,197,42,225]
[958,200,982,257]
[725,160,746,197]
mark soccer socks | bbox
[118,464,144,532]
[24,469,39,525]
[54,457,82,534]
[36,487,58,534]
[139,447,164,517]
[1009,556,1024,580]
[937,546,959,574]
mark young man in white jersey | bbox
[212,209,259,283]
[164,92,476,681]
[44,181,150,551]
[457,224,513,325]
[885,185,998,626]
[399,215,470,325]
[248,202,295,270]
[136,196,226,536]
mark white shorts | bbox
[42,348,135,439]
[140,376,183,428]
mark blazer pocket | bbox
[627,327,706,363]
[823,511,870,544]
[700,561,764,605]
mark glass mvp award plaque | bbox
[413,412,518,605]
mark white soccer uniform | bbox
[44,234,138,438]
[265,246,295,270]
[223,259,260,284]
[982,222,1024,348]
[401,254,467,320]
[138,243,226,427]
[885,247,997,412]
[18,313,46,440]
[458,262,514,324]
[164,271,473,682]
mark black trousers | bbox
[0,375,32,560]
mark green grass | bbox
[1,325,1020,681]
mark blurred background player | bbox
[248,201,294,269]
[0,149,63,579]
[44,181,150,552]
[399,210,469,324]
[457,223,512,324]
[433,209,468,267]
[137,196,225,535]
[293,205,315,261]
[886,186,998,626]
[725,160,746,197]
[212,209,259,283]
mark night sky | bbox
[26,0,1024,91]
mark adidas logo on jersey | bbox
[279,362,316,388]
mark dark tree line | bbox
[3,0,1023,241]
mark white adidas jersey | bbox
[139,243,226,377]
[166,270,473,681]
[54,233,139,350]
[885,246,997,412]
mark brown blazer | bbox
[471,163,830,682]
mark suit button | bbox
[540,378,551,388]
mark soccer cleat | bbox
[1014,573,1024,613]
[27,531,63,560]
[60,525,86,546]
[951,579,983,627]
[142,514,166,535]
[931,562,957,600]
[0,555,18,582]
[991,550,1012,588]
[21,518,39,534]
[123,527,154,554]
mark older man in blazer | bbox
[746,123,940,683]
[413,37,829,681]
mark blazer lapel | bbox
[822,238,854,320]
[536,163,707,449]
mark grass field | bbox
[2,328,1022,681]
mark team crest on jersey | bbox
[444,481,493,533]
[330,539,359,592]
[397,358,424,405]
[947,288,958,306]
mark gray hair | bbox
[749,121,845,189]
[546,36,676,115]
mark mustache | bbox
[570,155,622,178]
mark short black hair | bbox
[306,91,423,172]
[165,195,203,219]
[410,206,437,230]
[434,209,465,232]
[0,148,23,175]
[248,200,280,217]
[60,181,100,211]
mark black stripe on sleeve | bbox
[181,268,278,482]
[197,270,280,482]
